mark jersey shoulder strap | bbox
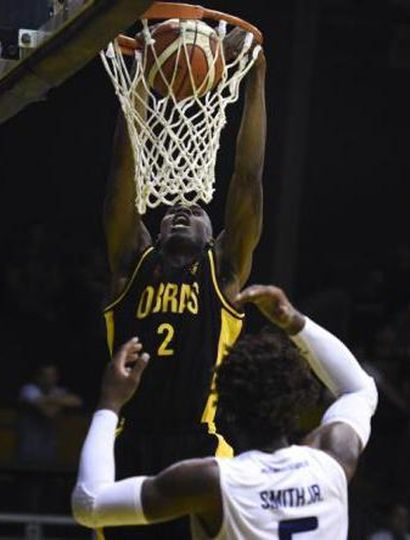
[207,249,244,320]
[104,246,155,312]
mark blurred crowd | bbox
[299,243,410,538]
[352,246,410,538]
[0,222,109,517]
[0,223,410,538]
[0,222,109,406]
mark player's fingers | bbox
[127,343,143,356]
[126,349,150,367]
[276,303,292,322]
[235,285,259,305]
[113,337,142,371]
[120,338,141,356]
[139,352,150,366]
[129,353,150,382]
[235,284,278,306]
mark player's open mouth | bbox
[172,215,190,228]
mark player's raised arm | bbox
[236,285,378,481]
[103,82,152,290]
[215,45,266,294]
[72,337,221,531]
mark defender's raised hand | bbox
[98,338,150,414]
[235,285,305,335]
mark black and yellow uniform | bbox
[102,246,243,540]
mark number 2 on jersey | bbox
[279,517,318,539]
[157,323,175,356]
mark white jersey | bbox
[191,445,348,540]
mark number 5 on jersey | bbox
[157,323,175,356]
[279,517,318,539]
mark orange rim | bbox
[117,1,263,56]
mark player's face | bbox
[159,204,213,250]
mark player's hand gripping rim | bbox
[98,338,150,414]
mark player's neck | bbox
[237,435,289,455]
[160,243,204,268]
[258,436,289,454]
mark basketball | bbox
[144,19,225,101]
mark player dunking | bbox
[73,284,378,538]
[102,38,266,539]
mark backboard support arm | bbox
[0,0,153,124]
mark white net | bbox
[101,18,261,214]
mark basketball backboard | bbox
[0,0,152,124]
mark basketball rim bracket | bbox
[0,0,153,124]
[0,1,76,63]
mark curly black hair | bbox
[215,328,320,445]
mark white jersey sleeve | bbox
[191,445,348,540]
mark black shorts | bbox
[101,425,220,540]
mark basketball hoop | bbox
[101,2,263,214]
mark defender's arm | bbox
[216,53,266,292]
[291,317,378,481]
[72,412,220,529]
[72,339,221,530]
[143,458,220,524]
[236,285,378,481]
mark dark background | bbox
[1,0,410,535]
